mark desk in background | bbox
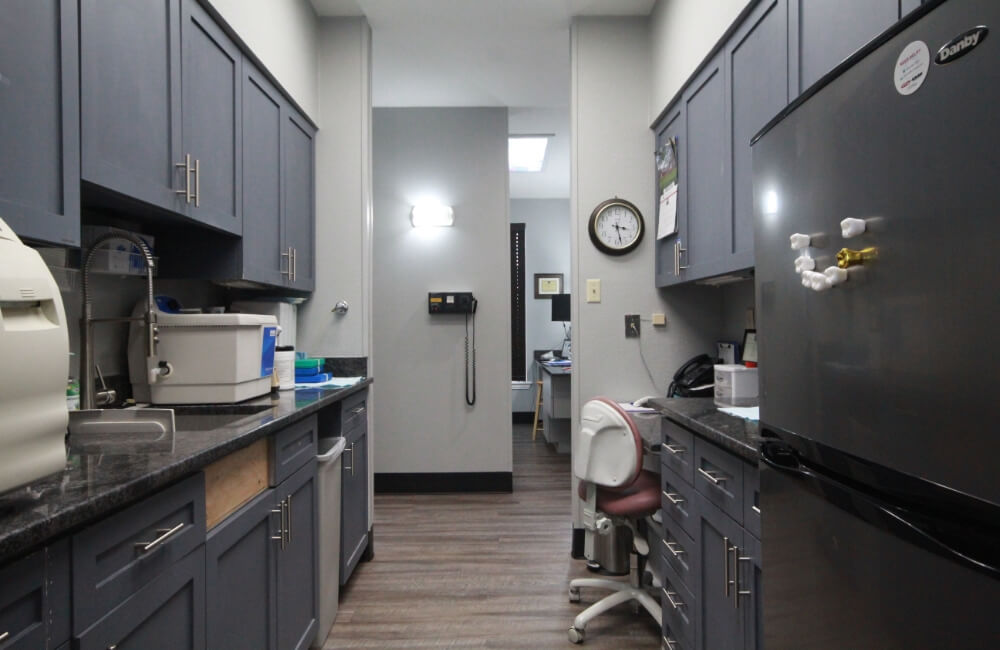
[538,363,571,454]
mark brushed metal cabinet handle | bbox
[663,539,686,557]
[673,240,680,276]
[286,493,293,545]
[737,551,753,608]
[351,405,366,415]
[662,636,678,650]
[698,467,727,486]
[752,505,761,515]
[135,522,185,554]
[193,158,200,207]
[662,589,686,610]
[175,153,191,203]
[271,505,284,548]
[662,490,684,505]
[291,248,297,282]
[724,535,731,596]
[678,242,689,270]
[0,631,9,642]
[664,443,686,455]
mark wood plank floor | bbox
[320,424,662,649]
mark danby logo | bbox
[934,26,988,64]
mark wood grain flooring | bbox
[320,424,661,649]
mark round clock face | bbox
[588,199,644,255]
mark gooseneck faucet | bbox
[80,230,159,410]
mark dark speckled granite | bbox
[0,379,372,565]
[324,357,367,377]
[649,397,760,463]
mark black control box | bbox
[428,292,477,314]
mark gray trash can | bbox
[314,437,346,647]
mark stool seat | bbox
[577,470,661,517]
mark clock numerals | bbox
[588,199,644,256]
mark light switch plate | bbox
[586,279,601,303]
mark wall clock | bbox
[587,198,644,255]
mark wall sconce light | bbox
[410,203,454,228]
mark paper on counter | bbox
[618,402,658,413]
[295,376,363,389]
[718,406,759,421]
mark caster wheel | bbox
[568,627,585,644]
[568,587,581,603]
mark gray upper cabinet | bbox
[0,0,80,247]
[80,0,185,216]
[727,0,787,271]
[180,0,242,235]
[282,112,316,292]
[789,0,900,96]
[681,53,730,281]
[241,67,287,286]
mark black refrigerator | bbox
[751,0,1000,647]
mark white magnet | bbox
[801,274,811,288]
[841,218,866,239]
[794,255,816,274]
[804,271,831,292]
[790,233,811,250]
[824,266,848,286]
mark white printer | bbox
[0,218,69,494]
[128,298,279,404]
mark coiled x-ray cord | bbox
[465,304,477,406]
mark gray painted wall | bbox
[372,107,512,475]
[720,279,756,343]
[570,17,722,522]
[297,18,373,362]
[511,198,570,412]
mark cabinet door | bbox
[180,0,242,234]
[0,551,47,649]
[653,105,687,287]
[206,489,278,650]
[741,533,762,650]
[340,430,369,585]
[682,53,730,281]
[696,494,744,650]
[80,0,184,214]
[790,0,899,95]
[76,547,205,650]
[241,66,287,286]
[0,0,80,246]
[727,0,787,272]
[282,111,316,291]
[276,460,318,650]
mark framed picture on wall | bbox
[534,273,563,298]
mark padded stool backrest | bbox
[574,398,642,489]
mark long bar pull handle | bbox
[736,551,752,608]
[698,467,728,486]
[286,493,293,545]
[678,242,689,270]
[663,589,686,610]
[662,490,685,505]
[352,405,366,415]
[662,539,686,557]
[724,536,732,596]
[351,443,356,476]
[662,636,678,650]
[175,154,191,203]
[673,240,680,276]
[281,248,292,278]
[0,632,9,642]
[193,158,200,207]
[135,522,185,554]
[271,504,285,549]
[752,505,761,515]
[664,443,686,455]
[730,544,741,607]
[291,248,297,282]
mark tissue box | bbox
[713,364,758,407]
[82,226,155,274]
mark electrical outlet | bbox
[651,313,666,326]
[625,314,640,338]
[586,279,601,303]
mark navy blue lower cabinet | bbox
[206,489,279,650]
[0,538,70,650]
[74,546,206,650]
[340,428,368,585]
[276,459,319,650]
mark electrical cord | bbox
[465,308,477,406]
[637,330,660,394]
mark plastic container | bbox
[275,347,296,391]
[316,437,346,642]
[713,364,759,407]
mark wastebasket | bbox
[315,436,347,646]
[588,525,632,576]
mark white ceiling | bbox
[310,0,656,198]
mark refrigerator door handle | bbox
[760,441,1000,579]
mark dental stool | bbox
[567,398,662,644]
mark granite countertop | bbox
[649,397,761,463]
[0,378,372,565]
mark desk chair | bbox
[567,398,661,644]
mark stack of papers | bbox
[294,376,363,389]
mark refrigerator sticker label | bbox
[934,26,988,65]
[894,41,930,96]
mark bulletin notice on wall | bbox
[656,137,678,240]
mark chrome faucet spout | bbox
[80,231,157,410]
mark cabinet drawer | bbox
[340,390,367,434]
[744,463,761,539]
[75,546,205,650]
[660,467,698,539]
[660,419,695,485]
[661,561,697,650]
[72,473,206,634]
[661,626,691,650]
[0,538,69,650]
[659,510,699,597]
[270,415,318,486]
[693,438,744,525]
